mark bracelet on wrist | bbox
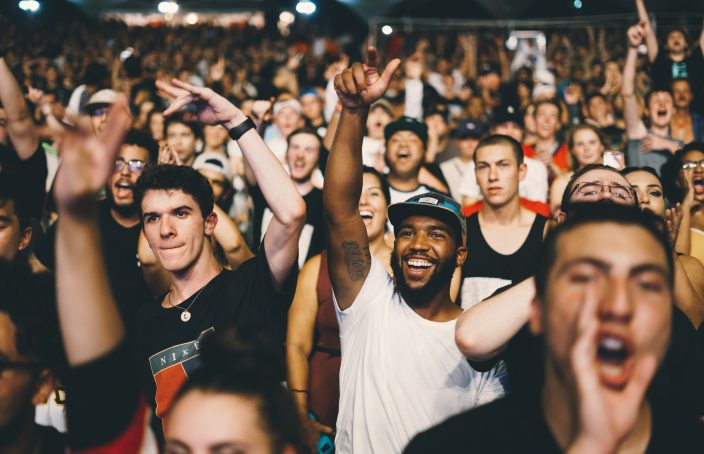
[227,116,256,141]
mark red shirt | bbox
[523,143,570,173]
[462,198,551,218]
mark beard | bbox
[390,249,457,308]
[106,185,137,218]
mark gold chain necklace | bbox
[167,286,206,322]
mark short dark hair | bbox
[473,134,524,165]
[0,173,30,230]
[134,165,214,219]
[164,113,202,141]
[621,166,661,183]
[644,89,674,107]
[0,260,65,373]
[286,127,323,153]
[533,98,563,119]
[535,203,674,300]
[123,129,159,164]
[362,165,391,205]
[172,327,306,453]
[560,163,638,213]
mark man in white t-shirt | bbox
[324,48,505,454]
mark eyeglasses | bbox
[89,106,110,117]
[114,159,146,173]
[681,160,704,170]
[569,182,635,202]
[0,358,41,376]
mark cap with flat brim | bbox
[84,89,117,114]
[388,192,466,245]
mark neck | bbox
[0,415,41,454]
[110,207,140,228]
[650,124,670,137]
[293,178,314,196]
[669,51,685,62]
[458,155,473,164]
[408,286,460,322]
[202,145,226,154]
[536,136,558,148]
[542,364,652,452]
[387,172,420,192]
[479,196,522,225]
[168,245,222,304]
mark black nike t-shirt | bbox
[130,244,296,422]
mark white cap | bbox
[273,99,303,117]
[193,152,233,181]
[84,89,117,113]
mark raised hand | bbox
[158,142,182,166]
[627,24,645,48]
[54,95,130,216]
[333,47,400,112]
[566,284,657,453]
[665,203,683,248]
[156,79,244,129]
[680,167,695,208]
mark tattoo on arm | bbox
[342,241,370,281]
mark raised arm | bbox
[324,48,400,310]
[622,25,648,140]
[54,97,130,366]
[0,57,39,159]
[635,0,659,63]
[157,79,306,288]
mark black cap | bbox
[491,105,523,128]
[384,116,428,148]
[451,119,485,139]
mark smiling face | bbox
[108,144,149,212]
[571,128,605,168]
[587,95,609,122]
[646,91,674,129]
[141,189,216,274]
[391,215,466,306]
[385,131,425,179]
[474,143,526,208]
[534,103,561,141]
[359,172,389,242]
[534,222,671,392]
[625,171,666,217]
[165,390,275,454]
[285,132,320,184]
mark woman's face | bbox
[681,150,704,203]
[165,390,274,454]
[359,172,389,241]
[571,128,605,168]
[625,170,666,217]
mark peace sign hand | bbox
[334,47,401,112]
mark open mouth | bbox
[407,258,434,269]
[693,178,704,194]
[360,210,374,222]
[397,151,411,160]
[114,181,134,198]
[595,332,634,390]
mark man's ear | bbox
[31,369,57,406]
[204,211,218,235]
[518,162,528,182]
[17,226,32,252]
[528,296,544,336]
[555,210,566,225]
[456,245,468,268]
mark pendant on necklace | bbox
[181,311,191,322]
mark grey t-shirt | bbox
[625,131,683,175]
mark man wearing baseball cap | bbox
[84,88,118,135]
[324,48,505,454]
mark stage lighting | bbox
[381,25,393,35]
[279,11,295,25]
[18,0,40,13]
[573,0,583,9]
[158,1,179,14]
[296,0,317,15]
[186,12,198,24]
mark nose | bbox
[359,191,369,207]
[598,277,633,323]
[637,188,649,207]
[159,216,176,239]
[408,231,430,252]
[488,164,499,181]
[120,162,131,176]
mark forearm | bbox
[324,108,367,221]
[635,0,658,61]
[622,49,644,137]
[0,57,38,159]
[56,212,124,366]
[677,206,692,255]
[286,345,312,413]
[455,277,535,360]
[622,49,638,96]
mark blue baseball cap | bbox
[388,192,466,244]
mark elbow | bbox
[455,313,498,361]
[284,198,307,228]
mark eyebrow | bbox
[0,215,13,224]
[557,257,668,279]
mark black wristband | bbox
[227,116,256,141]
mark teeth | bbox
[599,337,623,351]
[408,258,432,268]
[360,210,373,219]
[599,363,624,377]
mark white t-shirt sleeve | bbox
[520,158,549,202]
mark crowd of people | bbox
[1,0,704,452]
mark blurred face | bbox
[359,172,388,241]
[167,123,198,164]
[141,189,216,274]
[108,145,149,211]
[571,128,605,168]
[0,200,29,261]
[286,132,320,183]
[457,137,480,161]
[680,150,704,202]
[646,91,674,128]
[587,95,609,121]
[666,30,687,54]
[491,122,524,143]
[604,62,621,84]
[625,171,666,217]
[391,215,465,305]
[475,144,525,208]
[534,103,561,140]
[149,112,164,141]
[90,105,111,135]
[165,390,275,454]
[367,107,392,140]
[274,108,303,137]
[567,169,635,207]
[672,80,693,110]
[203,125,229,150]
[534,223,671,392]
[467,97,484,120]
[385,131,424,178]
[198,169,229,203]
[300,95,322,121]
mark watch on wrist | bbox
[227,117,256,141]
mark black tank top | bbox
[460,213,547,307]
